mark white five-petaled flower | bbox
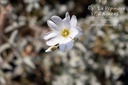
[44,12,82,52]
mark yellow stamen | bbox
[61,29,70,38]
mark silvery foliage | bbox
[0,0,128,85]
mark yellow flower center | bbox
[61,29,70,38]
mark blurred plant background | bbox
[0,0,128,85]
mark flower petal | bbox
[75,26,82,31]
[70,15,77,27]
[59,44,66,52]
[46,37,60,46]
[69,28,79,38]
[76,32,83,37]
[62,17,70,29]
[66,39,74,50]
[44,32,58,40]
[70,26,83,38]
[51,16,62,28]
[47,20,59,31]
[65,12,70,21]
[59,38,67,52]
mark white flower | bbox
[44,12,82,52]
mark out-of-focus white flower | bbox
[24,0,39,3]
[24,0,40,12]
[52,73,73,85]
[0,77,6,85]
[23,57,35,69]
[109,17,119,27]
[111,65,123,80]
[0,0,9,5]
[0,43,10,54]
[44,12,82,52]
[112,0,123,5]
